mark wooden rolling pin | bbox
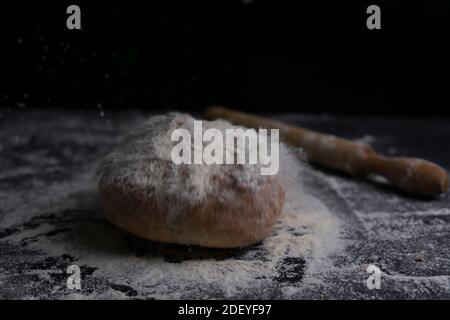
[206,106,449,197]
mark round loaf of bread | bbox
[98,113,285,248]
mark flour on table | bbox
[0,113,344,299]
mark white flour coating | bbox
[98,113,302,218]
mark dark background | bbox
[1,0,449,115]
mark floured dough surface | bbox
[98,113,302,247]
[99,113,270,217]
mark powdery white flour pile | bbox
[0,113,345,299]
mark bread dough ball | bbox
[98,113,285,248]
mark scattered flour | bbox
[2,111,449,299]
[354,135,375,145]
[0,113,345,299]
[17,169,343,299]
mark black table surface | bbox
[1,109,449,299]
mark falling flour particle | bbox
[354,135,375,145]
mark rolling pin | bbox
[206,106,449,197]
